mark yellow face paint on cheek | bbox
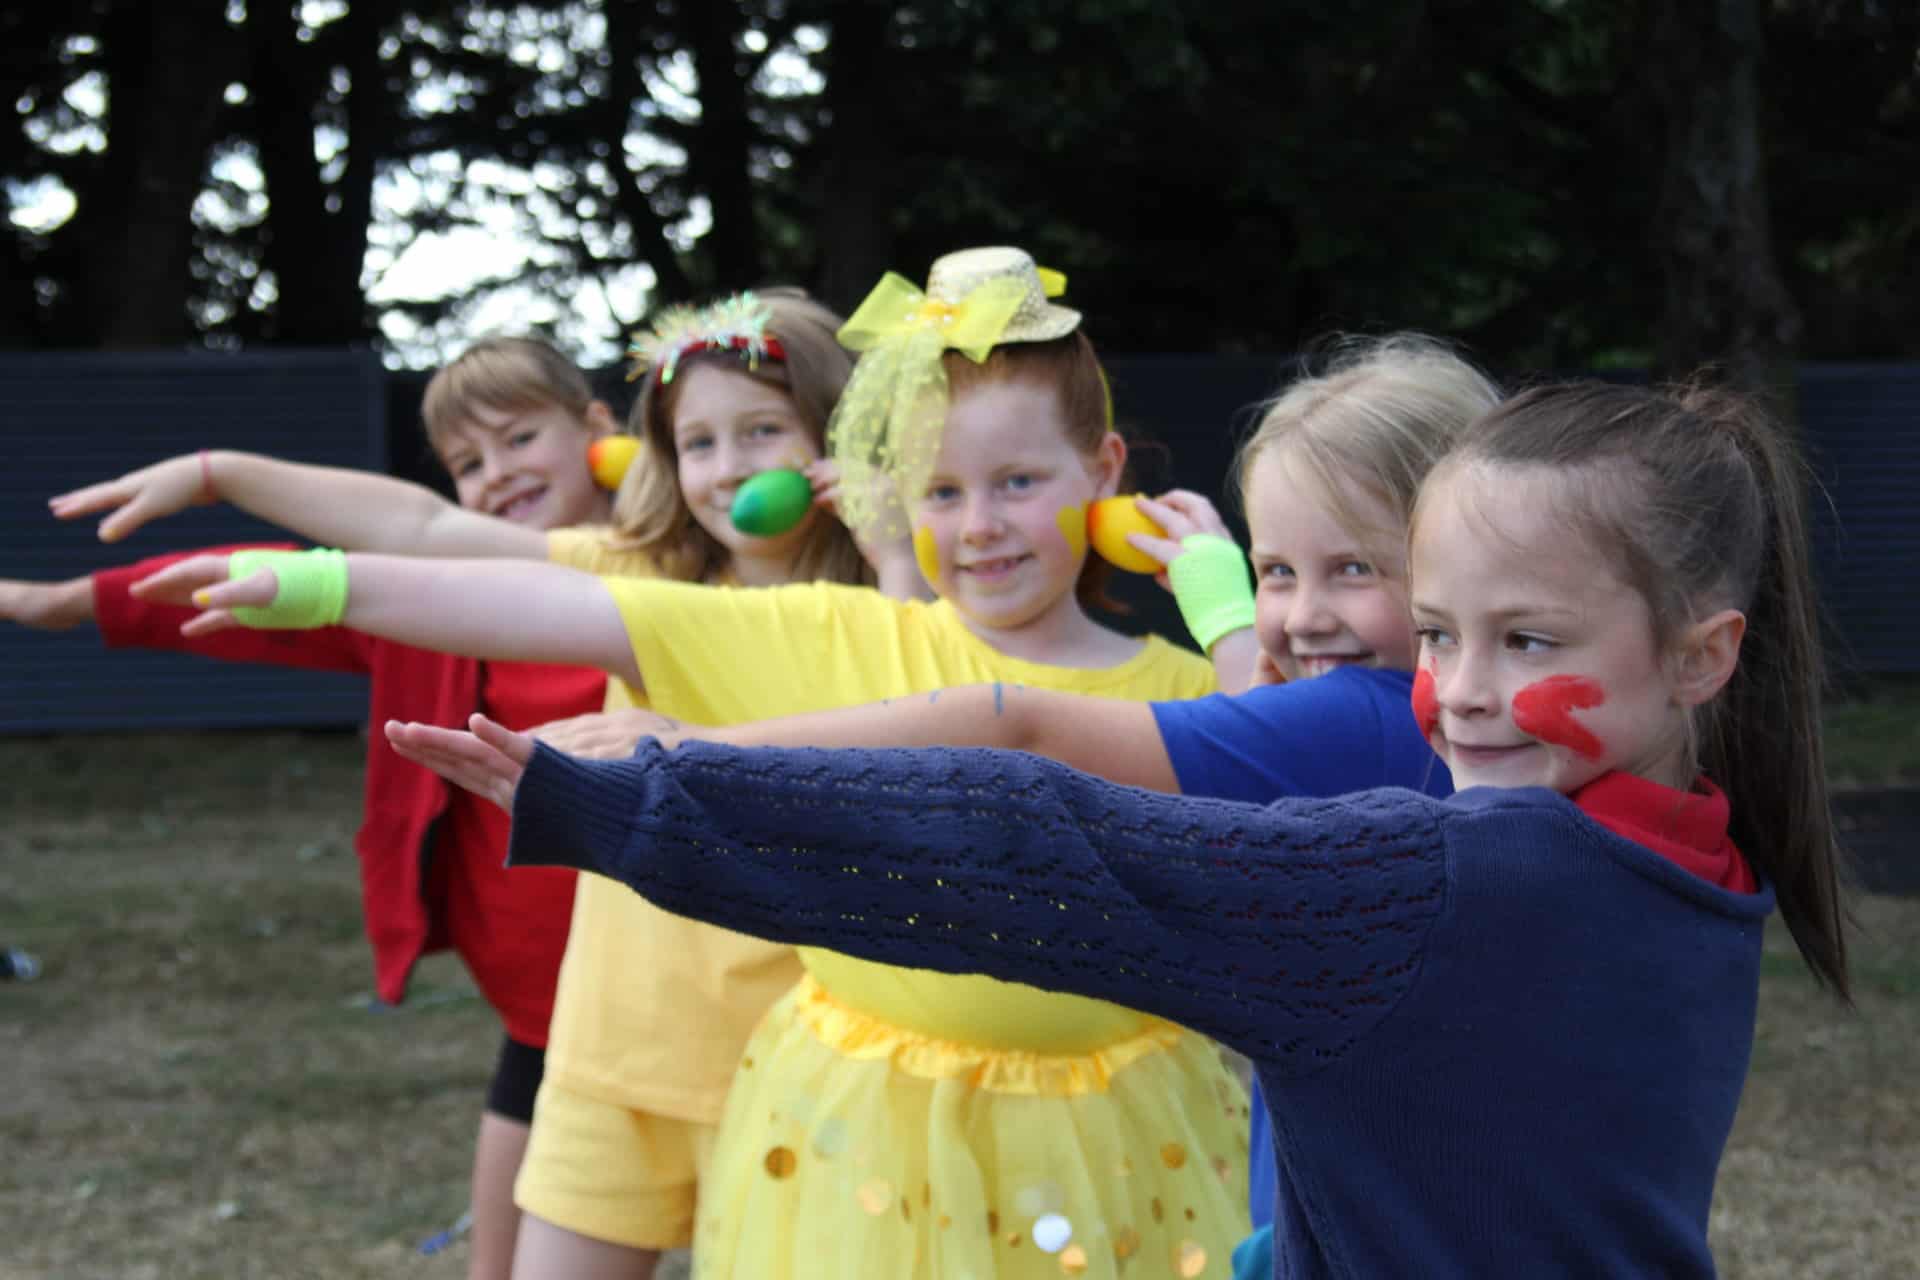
[913,524,941,587]
[1056,503,1088,559]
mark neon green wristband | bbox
[227,548,349,630]
[1167,533,1255,653]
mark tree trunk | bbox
[74,1,231,347]
[248,0,379,344]
[682,2,763,290]
[811,1,894,314]
[1649,0,1800,400]
[604,0,695,305]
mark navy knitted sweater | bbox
[508,740,1774,1279]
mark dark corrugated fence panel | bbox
[0,351,384,731]
[1801,365,1920,675]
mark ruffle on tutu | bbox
[692,977,1253,1280]
[791,974,1189,1097]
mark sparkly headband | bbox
[625,292,787,390]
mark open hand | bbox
[385,714,535,811]
[49,454,212,543]
[128,553,271,636]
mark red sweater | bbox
[92,545,604,1045]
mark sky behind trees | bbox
[4,1,1917,390]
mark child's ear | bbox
[1672,608,1745,707]
[583,400,618,440]
[1090,431,1127,499]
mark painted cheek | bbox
[1511,675,1607,760]
[913,525,942,588]
[1411,666,1440,740]
[1055,503,1088,559]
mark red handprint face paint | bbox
[1511,675,1606,760]
[1411,665,1440,739]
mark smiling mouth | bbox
[492,487,547,521]
[1293,652,1370,672]
[958,554,1032,577]
[1446,741,1536,766]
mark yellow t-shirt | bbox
[542,529,807,1122]
[602,577,1217,1070]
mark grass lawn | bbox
[1826,675,1920,788]
[3,730,1915,1278]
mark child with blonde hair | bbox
[396,376,1849,1277]
[36,294,889,1280]
[135,247,1251,1279]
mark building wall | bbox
[0,351,385,731]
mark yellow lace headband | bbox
[827,259,1076,540]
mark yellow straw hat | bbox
[828,246,1080,539]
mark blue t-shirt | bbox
[1153,666,1453,1228]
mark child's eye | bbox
[1336,560,1374,578]
[1257,562,1295,583]
[509,429,539,449]
[1001,473,1035,492]
[448,458,480,478]
[1415,625,1455,649]
[750,422,787,439]
[679,435,713,453]
[1506,632,1556,653]
[924,482,960,503]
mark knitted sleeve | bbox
[510,739,1452,1070]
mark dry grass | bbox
[2,731,1915,1278]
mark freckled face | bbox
[1243,450,1417,682]
[909,381,1117,633]
[1408,463,1692,794]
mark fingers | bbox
[179,609,240,637]
[1136,492,1232,542]
[129,554,232,603]
[197,567,279,611]
[48,482,139,540]
[384,721,518,809]
[469,714,537,766]
[1124,530,1186,569]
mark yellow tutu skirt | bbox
[692,973,1253,1279]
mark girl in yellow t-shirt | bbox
[51,292,904,1280]
[140,247,1254,1279]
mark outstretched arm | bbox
[133,551,643,688]
[505,737,1450,1064]
[0,575,95,631]
[49,450,548,559]
[393,679,1183,795]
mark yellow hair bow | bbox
[837,272,1033,363]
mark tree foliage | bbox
[2,0,1916,383]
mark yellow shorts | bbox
[513,1078,717,1250]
